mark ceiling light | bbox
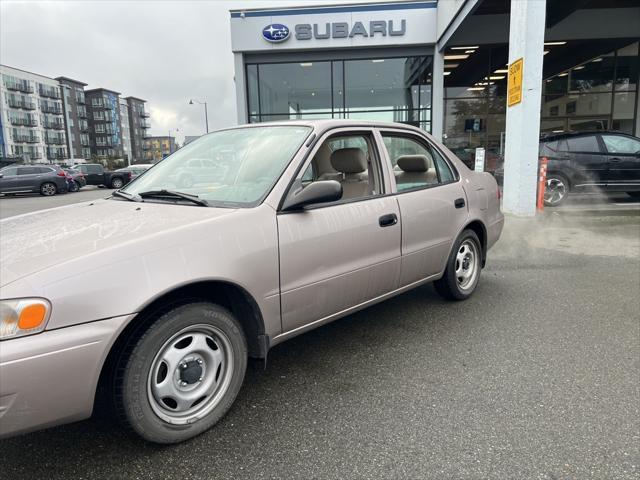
[467,87,485,91]
[311,92,315,96]
[372,59,385,63]
[451,46,479,50]
[444,54,469,60]
[444,63,459,69]
[465,50,476,54]
[300,62,313,67]
[489,75,505,80]
[544,41,567,46]
[494,69,508,74]
[443,71,451,76]
[573,65,585,70]
[558,72,568,77]
[592,58,602,62]
[552,129,564,133]
[544,51,550,55]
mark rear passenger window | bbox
[17,167,34,175]
[567,135,599,153]
[382,134,454,192]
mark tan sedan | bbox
[0,120,503,443]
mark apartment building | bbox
[125,97,150,162]
[56,76,90,161]
[143,135,176,162]
[0,65,67,164]
[0,64,152,165]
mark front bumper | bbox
[0,315,130,439]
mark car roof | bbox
[214,119,428,137]
[541,130,637,142]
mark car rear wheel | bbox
[111,177,124,189]
[40,182,57,196]
[69,181,79,193]
[115,302,247,444]
[434,229,482,301]
[544,173,569,206]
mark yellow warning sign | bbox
[507,58,523,107]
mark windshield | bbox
[121,125,311,207]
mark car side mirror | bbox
[282,180,342,211]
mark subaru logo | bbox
[262,23,290,43]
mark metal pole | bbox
[204,102,209,133]
[62,85,74,164]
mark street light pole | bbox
[189,99,209,134]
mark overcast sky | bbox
[0,0,381,143]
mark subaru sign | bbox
[262,24,290,43]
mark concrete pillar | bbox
[233,53,247,125]
[431,49,445,140]
[502,0,546,216]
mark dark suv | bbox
[0,165,69,196]
[496,131,640,205]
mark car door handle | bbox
[379,213,397,227]
[609,157,622,163]
[454,198,466,208]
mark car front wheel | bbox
[40,182,57,196]
[111,177,124,189]
[434,229,482,301]
[115,302,247,444]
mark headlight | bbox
[0,298,51,340]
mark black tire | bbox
[627,192,640,200]
[115,302,247,444]
[544,173,570,207]
[434,229,482,301]
[110,177,124,189]
[40,182,57,196]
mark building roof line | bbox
[0,64,59,82]
[55,76,88,86]
[229,0,436,17]
[85,87,122,95]
[125,96,147,103]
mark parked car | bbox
[494,131,640,205]
[0,164,68,196]
[71,163,132,189]
[0,120,503,444]
[115,164,154,180]
[63,168,87,192]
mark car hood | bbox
[0,198,237,288]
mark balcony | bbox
[39,85,61,99]
[42,120,65,130]
[79,122,89,132]
[47,151,67,160]
[76,93,86,104]
[95,139,114,147]
[41,103,63,114]
[45,136,66,145]
[13,133,40,143]
[5,81,34,93]
[77,107,87,118]
[139,110,150,118]
[80,136,91,146]
[10,116,38,127]
[141,121,151,129]
[7,97,36,110]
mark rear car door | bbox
[277,128,401,333]
[600,134,640,191]
[379,129,469,285]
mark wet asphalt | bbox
[0,197,638,479]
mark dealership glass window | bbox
[615,42,639,91]
[246,55,433,131]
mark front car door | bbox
[15,166,41,192]
[277,128,401,334]
[378,129,470,285]
[561,134,607,190]
[599,133,640,192]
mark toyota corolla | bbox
[0,120,503,444]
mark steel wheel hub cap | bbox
[455,240,479,291]
[147,324,234,425]
[545,178,566,204]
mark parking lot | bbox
[0,191,639,479]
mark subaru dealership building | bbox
[230,0,640,215]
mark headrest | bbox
[330,148,367,174]
[397,155,430,173]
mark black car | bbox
[496,131,640,206]
[71,163,132,189]
[0,165,69,196]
